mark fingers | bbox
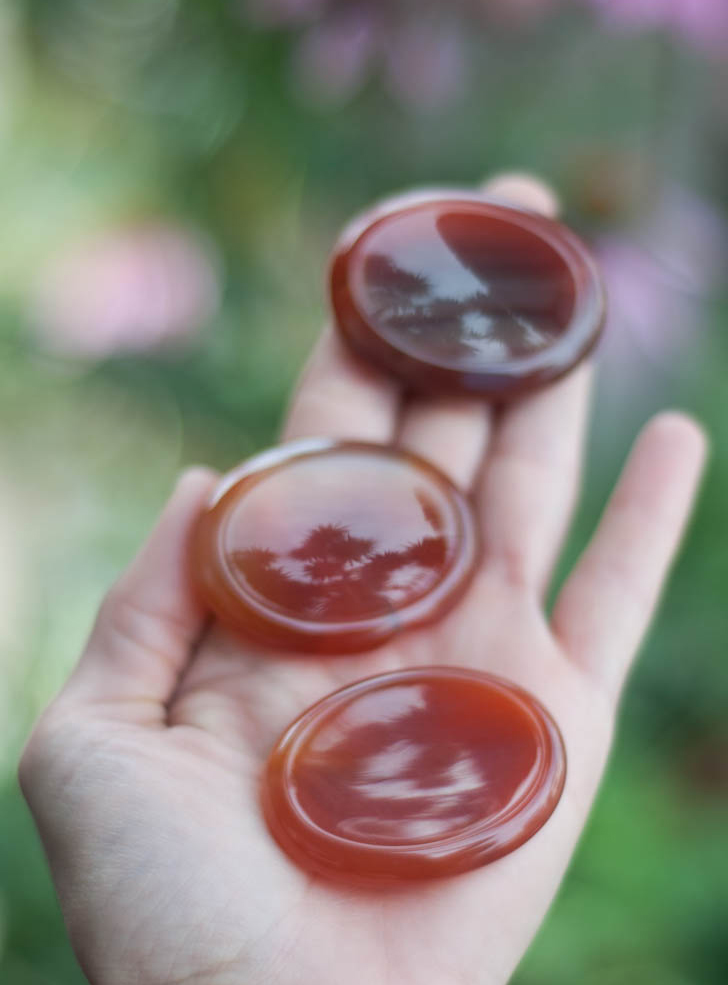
[64,468,218,722]
[552,412,707,699]
[397,396,492,489]
[478,362,594,593]
[396,172,559,489]
[481,171,560,218]
[473,173,592,592]
[281,325,400,443]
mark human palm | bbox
[20,176,706,985]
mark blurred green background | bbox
[1,1,727,982]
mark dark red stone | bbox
[192,441,479,653]
[330,196,605,399]
[262,666,567,883]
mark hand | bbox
[19,174,707,985]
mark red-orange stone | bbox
[192,441,478,653]
[330,197,605,399]
[263,667,566,883]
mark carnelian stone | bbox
[263,667,566,883]
[330,196,605,399]
[192,441,479,653]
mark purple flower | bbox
[290,9,378,107]
[30,223,221,359]
[289,7,468,113]
[383,19,467,112]
[239,0,565,111]
[586,0,728,53]
[596,184,725,389]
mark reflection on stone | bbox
[331,199,605,397]
[233,519,448,621]
[263,668,568,881]
[363,241,564,366]
[193,442,479,651]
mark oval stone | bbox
[192,441,479,653]
[263,666,567,883]
[330,197,605,398]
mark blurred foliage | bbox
[1,1,727,983]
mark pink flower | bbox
[586,0,728,53]
[30,223,221,359]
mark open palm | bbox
[20,176,706,985]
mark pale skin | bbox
[19,173,707,985]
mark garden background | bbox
[1,2,727,982]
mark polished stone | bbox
[192,440,479,652]
[263,666,567,883]
[330,197,605,398]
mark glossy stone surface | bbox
[330,197,605,398]
[263,667,566,883]
[192,441,479,653]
